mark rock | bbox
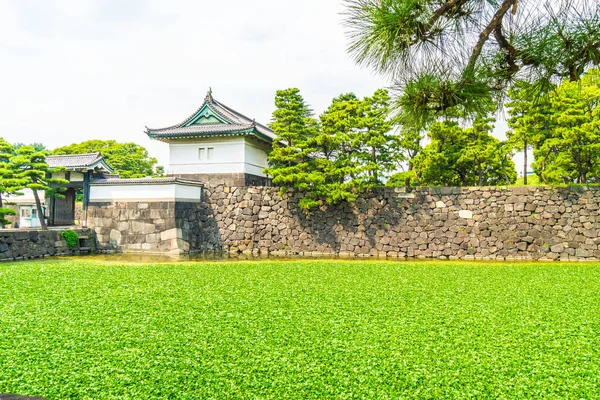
[459,210,473,219]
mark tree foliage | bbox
[506,81,553,184]
[264,89,319,209]
[13,142,47,153]
[10,146,68,230]
[411,116,517,186]
[266,88,399,209]
[532,68,600,183]
[344,0,600,123]
[0,138,20,227]
[53,140,161,178]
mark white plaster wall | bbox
[244,139,269,177]
[6,188,45,204]
[90,184,202,202]
[168,137,246,174]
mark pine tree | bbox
[0,138,21,227]
[358,89,394,185]
[506,81,553,184]
[265,88,320,209]
[344,0,600,123]
[10,146,68,230]
[541,69,600,183]
[413,119,517,186]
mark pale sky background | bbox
[0,0,528,174]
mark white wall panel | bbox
[90,184,202,202]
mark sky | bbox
[0,0,527,173]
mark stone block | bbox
[160,228,181,241]
[109,229,122,244]
[550,243,565,253]
[459,210,473,219]
[132,221,156,235]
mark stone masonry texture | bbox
[88,200,219,254]
[86,185,600,261]
[0,228,96,261]
[205,185,600,261]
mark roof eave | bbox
[146,129,274,144]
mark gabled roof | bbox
[47,152,114,173]
[145,90,276,143]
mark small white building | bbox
[145,90,276,186]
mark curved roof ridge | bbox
[211,98,274,138]
[145,90,275,141]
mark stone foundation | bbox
[0,228,97,261]
[84,184,600,261]
[205,185,600,261]
[88,200,219,254]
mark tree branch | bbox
[466,0,517,74]
[494,25,519,75]
[412,0,467,45]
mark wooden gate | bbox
[51,188,76,226]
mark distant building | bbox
[5,152,114,228]
[145,90,276,186]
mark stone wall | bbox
[88,200,220,254]
[0,228,97,261]
[205,185,600,261]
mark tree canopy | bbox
[0,138,20,227]
[410,116,517,186]
[265,88,399,209]
[10,146,68,230]
[344,0,600,122]
[517,68,600,184]
[52,140,162,178]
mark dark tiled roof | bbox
[148,124,255,135]
[146,91,276,142]
[47,152,114,173]
[90,177,204,186]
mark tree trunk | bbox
[371,146,377,183]
[523,139,528,185]
[501,156,511,185]
[540,149,551,184]
[32,189,47,230]
[405,162,413,187]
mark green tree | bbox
[506,81,554,184]
[389,126,424,186]
[10,146,68,230]
[358,88,395,184]
[13,143,47,153]
[412,119,516,186]
[0,138,22,227]
[53,140,161,178]
[318,93,365,204]
[264,89,320,209]
[267,88,398,209]
[536,69,600,183]
[344,0,600,123]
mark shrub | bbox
[60,230,79,249]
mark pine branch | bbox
[411,0,468,45]
[466,0,517,75]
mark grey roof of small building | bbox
[90,177,204,186]
[47,152,114,173]
[145,91,276,143]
